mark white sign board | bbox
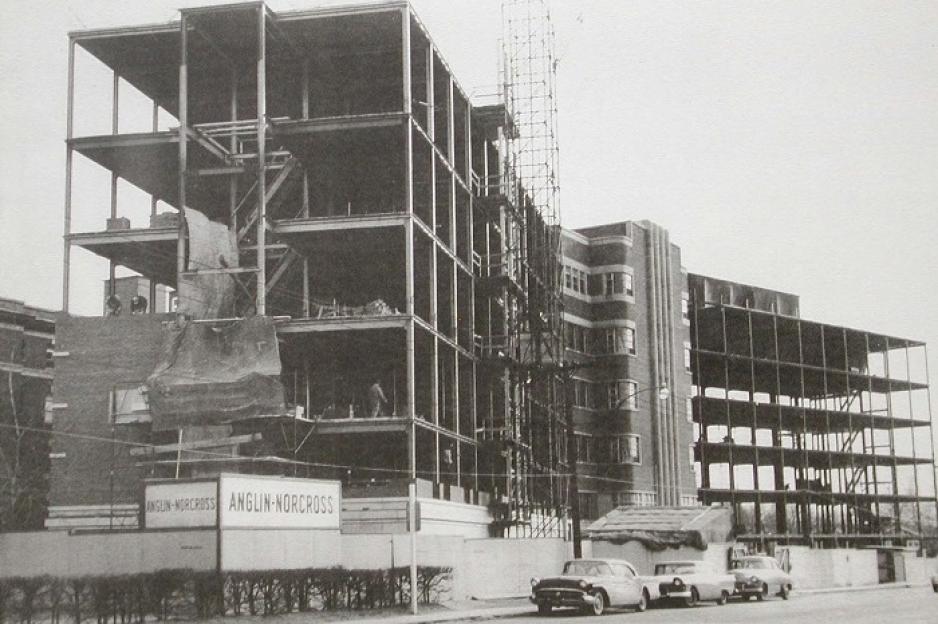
[145,480,218,528]
[218,475,341,530]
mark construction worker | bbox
[367,378,388,418]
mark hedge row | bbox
[0,566,452,623]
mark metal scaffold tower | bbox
[483,0,566,537]
[501,0,561,231]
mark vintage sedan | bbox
[652,560,736,607]
[730,555,793,600]
[530,558,652,616]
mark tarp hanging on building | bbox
[177,208,239,320]
[585,506,734,551]
[146,316,285,431]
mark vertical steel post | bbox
[229,67,238,231]
[922,345,938,551]
[109,70,119,298]
[63,38,76,312]
[903,344,924,550]
[150,101,158,312]
[177,16,189,279]
[300,59,310,317]
[255,6,267,316]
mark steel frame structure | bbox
[689,281,937,549]
[59,0,567,533]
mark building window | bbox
[575,432,593,463]
[607,380,638,410]
[110,384,150,424]
[686,397,694,423]
[564,265,588,295]
[610,435,641,464]
[681,293,690,324]
[684,344,692,372]
[599,271,634,297]
[597,327,635,356]
[573,379,592,409]
[566,323,589,353]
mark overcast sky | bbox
[1,1,936,411]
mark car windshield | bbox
[563,561,613,577]
[655,563,697,575]
[733,559,769,570]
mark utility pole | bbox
[561,365,582,558]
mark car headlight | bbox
[750,575,759,583]
[530,577,540,588]
[673,577,684,587]
[578,580,588,590]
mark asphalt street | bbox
[499,586,937,623]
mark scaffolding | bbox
[689,275,938,550]
[469,0,566,537]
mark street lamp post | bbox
[614,385,670,411]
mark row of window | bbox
[565,325,636,356]
[574,433,641,465]
[563,267,634,298]
[572,379,640,410]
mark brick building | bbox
[0,298,55,530]
[561,221,698,521]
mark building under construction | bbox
[688,274,938,549]
[50,0,567,536]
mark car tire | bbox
[717,590,729,605]
[780,584,791,600]
[684,587,699,608]
[636,589,649,612]
[589,590,606,616]
[538,604,552,616]
[756,583,768,601]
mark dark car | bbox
[530,558,649,616]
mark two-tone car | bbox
[651,560,736,607]
[530,558,652,616]
[730,555,793,600]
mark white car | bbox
[730,555,793,600]
[651,560,736,607]
[530,558,654,616]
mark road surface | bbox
[501,586,936,623]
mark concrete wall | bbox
[0,529,216,579]
[221,529,342,571]
[903,553,938,584]
[461,538,572,599]
[785,546,879,589]
[591,540,733,576]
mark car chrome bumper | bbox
[662,590,692,599]
[530,591,597,607]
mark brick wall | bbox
[49,314,172,508]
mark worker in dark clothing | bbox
[367,378,388,418]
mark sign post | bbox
[409,480,418,615]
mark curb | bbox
[797,581,929,596]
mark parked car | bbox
[530,558,652,616]
[730,555,793,600]
[651,560,736,607]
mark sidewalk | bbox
[370,599,532,624]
